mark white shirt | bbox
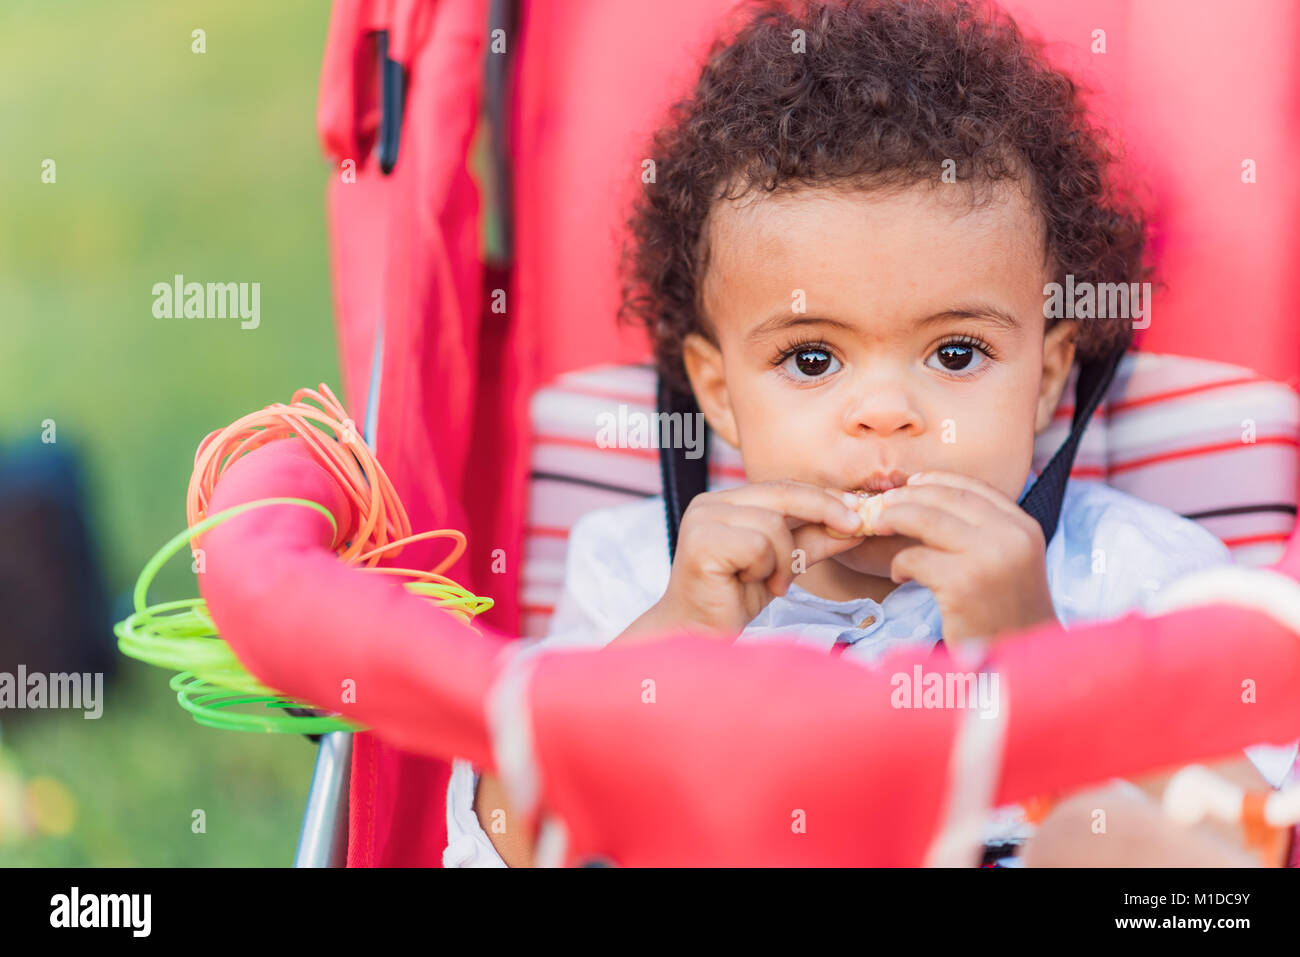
[444,479,1296,866]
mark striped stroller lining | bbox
[519,353,1300,638]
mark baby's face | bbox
[684,181,1076,579]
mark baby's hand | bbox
[870,471,1056,645]
[616,481,865,643]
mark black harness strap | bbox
[1016,348,1124,541]
[657,375,712,562]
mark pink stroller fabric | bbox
[313,0,1300,864]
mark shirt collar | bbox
[783,578,931,615]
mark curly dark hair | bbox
[619,0,1149,394]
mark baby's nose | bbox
[842,392,922,436]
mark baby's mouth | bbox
[851,469,912,495]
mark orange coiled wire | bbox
[186,384,486,619]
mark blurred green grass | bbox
[0,662,322,867]
[0,1,343,864]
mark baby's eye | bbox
[926,339,991,375]
[779,346,841,381]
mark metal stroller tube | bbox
[295,731,352,867]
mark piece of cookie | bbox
[827,489,887,539]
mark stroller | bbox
[296,0,1300,866]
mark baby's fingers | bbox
[712,480,863,535]
[686,504,794,593]
[870,502,980,552]
[889,543,954,586]
[877,482,1007,530]
[906,471,1027,523]
[723,526,780,585]
[790,522,866,567]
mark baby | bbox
[445,0,1293,866]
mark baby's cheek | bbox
[962,422,1037,502]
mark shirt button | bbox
[857,615,876,629]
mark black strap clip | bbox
[375,30,406,175]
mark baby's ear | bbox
[1035,320,1078,434]
[682,332,740,448]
